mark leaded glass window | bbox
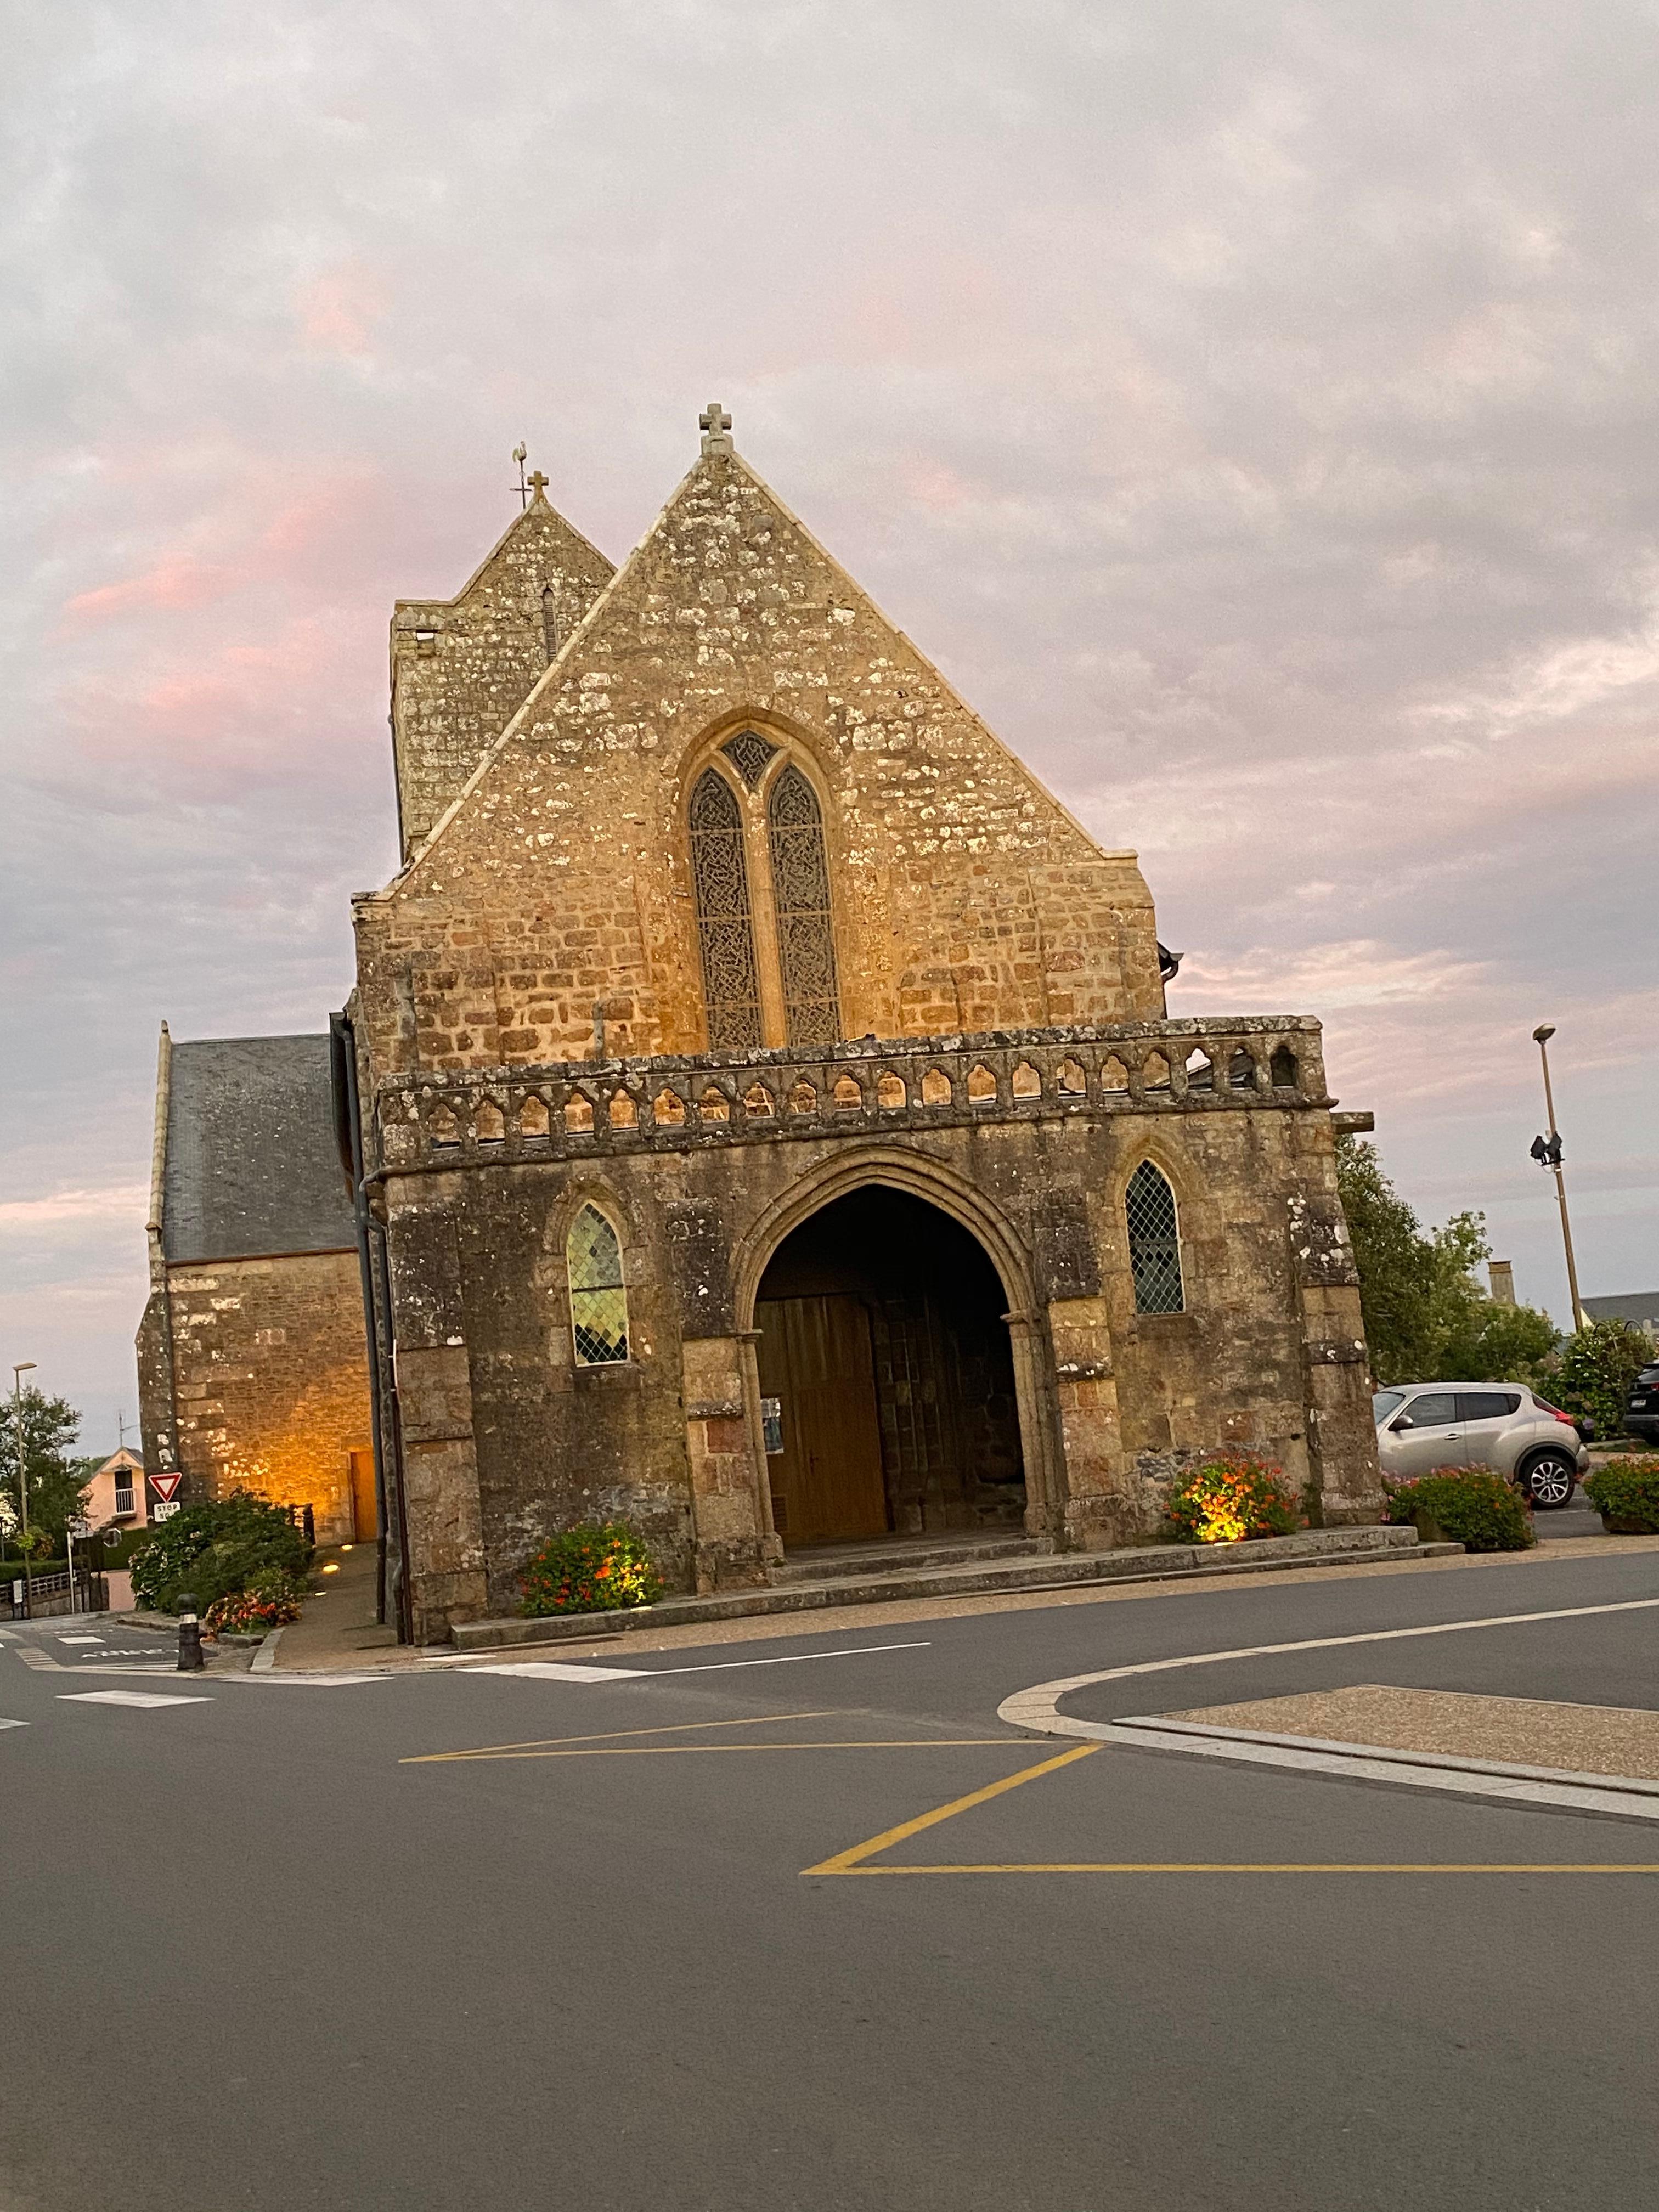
[766,764,840,1046]
[1125,1161,1183,1314]
[689,768,763,1049]
[567,1204,629,1366]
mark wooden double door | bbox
[755,1294,888,1546]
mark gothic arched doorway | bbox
[753,1187,1026,1548]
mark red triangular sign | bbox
[150,1474,182,1502]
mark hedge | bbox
[129,1492,311,1614]
[1383,1468,1535,1552]
[1583,1456,1659,1534]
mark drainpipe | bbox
[144,1022,184,1490]
[330,1012,405,1635]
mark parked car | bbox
[1373,1383,1590,1507]
[1627,1361,1659,1448]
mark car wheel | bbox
[1523,1453,1577,1509]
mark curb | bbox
[250,1626,284,1673]
[449,1527,1464,1651]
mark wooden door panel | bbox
[348,1449,378,1543]
[757,1295,888,1544]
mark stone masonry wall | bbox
[376,1075,1378,1633]
[391,493,616,861]
[160,1252,374,1544]
[356,448,1164,1096]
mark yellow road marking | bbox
[416,1740,1034,1764]
[405,1707,840,1763]
[813,1862,1659,1876]
[803,1743,1101,1874]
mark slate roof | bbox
[1582,1292,1659,1334]
[162,1035,355,1263]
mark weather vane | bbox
[513,442,528,509]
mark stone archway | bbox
[733,1150,1059,1550]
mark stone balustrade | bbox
[375,1017,1330,1171]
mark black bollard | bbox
[177,1593,205,1673]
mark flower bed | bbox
[1382,1467,1534,1552]
[1583,1455,1659,1534]
[521,1521,664,1616]
[1164,1454,1302,1544]
[204,1568,307,1638]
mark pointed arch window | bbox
[767,763,840,1046]
[1125,1161,1184,1314]
[689,768,763,1049]
[567,1204,629,1366]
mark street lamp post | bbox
[12,1363,36,1620]
[1531,1026,1585,1333]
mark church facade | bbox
[343,407,1380,1644]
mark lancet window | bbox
[689,768,764,1049]
[1125,1161,1184,1315]
[686,741,843,1052]
[567,1204,629,1367]
[767,764,840,1046]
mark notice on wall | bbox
[761,1396,784,1455]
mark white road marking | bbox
[998,1595,1659,1735]
[58,1691,212,1709]
[58,1635,104,1645]
[1,1718,26,1731]
[472,1662,655,1681]
[463,1639,933,1684]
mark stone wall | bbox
[391,493,615,861]
[146,1252,374,1544]
[370,1029,1378,1639]
[356,448,1163,1092]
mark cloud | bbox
[3,0,1656,1395]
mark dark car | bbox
[1627,1361,1659,1447]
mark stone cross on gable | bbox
[526,470,549,499]
[699,402,733,454]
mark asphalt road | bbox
[4,1547,1658,2212]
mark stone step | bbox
[446,1525,1457,1652]
[770,1535,1046,1584]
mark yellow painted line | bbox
[416,1740,1034,1764]
[812,1863,1659,1877]
[404,1708,840,1763]
[803,1743,1101,1874]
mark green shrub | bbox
[521,1522,664,1615]
[1164,1454,1302,1544]
[1383,1467,1535,1552]
[1583,1456,1659,1534]
[129,1492,311,1614]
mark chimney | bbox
[1488,1260,1516,1306]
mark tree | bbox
[1,1388,91,1556]
[1335,1136,1560,1387]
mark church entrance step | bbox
[770,1533,1046,1585]
[447,1525,1455,1652]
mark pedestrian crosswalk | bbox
[57,1691,212,1709]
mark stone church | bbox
[332,404,1381,1644]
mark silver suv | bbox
[1374,1383,1590,1508]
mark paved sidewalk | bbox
[263,1526,1659,1670]
[272,1542,398,1669]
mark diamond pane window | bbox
[567,1203,629,1367]
[690,768,763,1049]
[766,764,841,1047]
[1125,1160,1184,1314]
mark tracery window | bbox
[689,768,764,1049]
[567,1203,629,1367]
[1125,1161,1184,1314]
[766,764,840,1046]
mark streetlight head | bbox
[13,1362,35,1376]
[1533,1024,1555,1044]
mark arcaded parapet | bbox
[391,490,616,861]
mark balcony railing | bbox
[376,1018,1330,1172]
